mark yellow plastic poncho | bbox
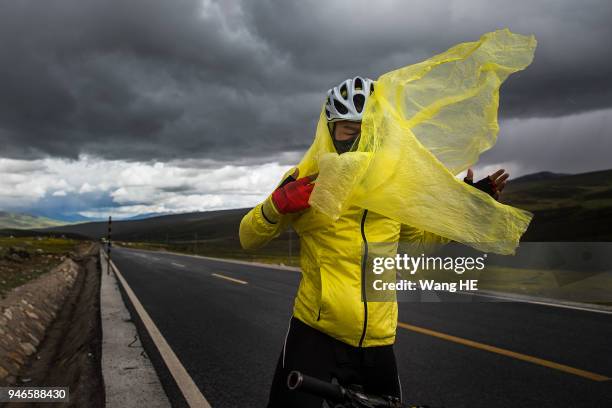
[298,29,537,255]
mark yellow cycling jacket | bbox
[239,29,535,347]
[239,174,448,347]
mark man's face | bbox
[333,121,361,141]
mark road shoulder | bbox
[100,250,170,408]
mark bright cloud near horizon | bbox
[0,0,611,220]
[0,156,296,220]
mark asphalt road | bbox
[111,247,612,407]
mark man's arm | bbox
[239,167,313,250]
[239,195,290,250]
[397,168,511,255]
[398,168,510,252]
[399,224,451,255]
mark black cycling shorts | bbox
[267,316,402,407]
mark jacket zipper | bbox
[358,209,369,347]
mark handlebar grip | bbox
[287,371,345,403]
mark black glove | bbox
[464,176,497,198]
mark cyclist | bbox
[239,76,507,407]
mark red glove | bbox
[272,177,314,214]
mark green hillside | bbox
[503,169,612,241]
[0,211,66,229]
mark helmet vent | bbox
[354,77,363,90]
[340,83,348,99]
[334,99,349,114]
[353,94,365,113]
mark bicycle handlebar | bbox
[288,370,421,408]
[287,371,346,402]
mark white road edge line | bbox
[104,252,212,408]
[212,273,248,285]
[459,290,612,315]
[121,247,612,315]
[135,248,300,272]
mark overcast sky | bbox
[1,0,611,220]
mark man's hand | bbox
[464,168,509,201]
[271,169,316,214]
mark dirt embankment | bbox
[0,237,80,298]
[1,243,104,408]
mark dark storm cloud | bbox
[479,108,612,175]
[0,0,610,162]
[160,184,196,193]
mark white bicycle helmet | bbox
[325,76,375,122]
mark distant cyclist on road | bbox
[239,76,509,407]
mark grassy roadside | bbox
[0,236,82,298]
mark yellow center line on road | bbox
[212,273,248,285]
[397,321,611,382]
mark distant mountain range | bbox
[37,209,248,242]
[124,212,173,220]
[510,171,569,183]
[0,210,174,229]
[27,168,612,245]
[0,211,67,229]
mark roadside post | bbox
[107,216,112,275]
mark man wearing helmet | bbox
[239,77,508,407]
